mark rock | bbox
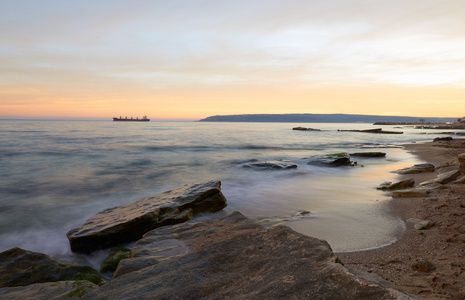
[458,153,465,164]
[86,212,417,300]
[453,176,465,184]
[411,260,437,273]
[338,128,403,134]
[420,169,461,186]
[377,178,415,190]
[0,247,107,288]
[396,163,435,174]
[459,153,465,174]
[242,160,297,169]
[233,159,258,165]
[308,153,355,167]
[257,210,314,227]
[292,127,321,131]
[433,136,453,142]
[114,211,261,278]
[100,248,130,273]
[113,257,160,279]
[0,280,98,300]
[407,218,434,230]
[392,188,430,198]
[67,181,227,254]
[350,152,386,157]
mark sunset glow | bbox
[1,0,464,120]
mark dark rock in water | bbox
[350,152,386,158]
[338,128,403,134]
[0,280,99,300]
[377,178,415,190]
[86,212,416,299]
[257,210,313,227]
[433,136,453,142]
[232,158,258,165]
[308,153,355,167]
[292,126,321,131]
[242,160,297,170]
[100,248,130,273]
[67,181,227,254]
[396,163,435,174]
[0,247,107,288]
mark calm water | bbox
[0,120,452,256]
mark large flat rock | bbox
[113,211,262,278]
[86,212,418,299]
[67,181,227,253]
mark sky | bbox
[0,0,464,120]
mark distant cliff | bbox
[199,114,457,123]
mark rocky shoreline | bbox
[1,139,465,299]
[339,138,465,299]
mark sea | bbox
[0,120,453,261]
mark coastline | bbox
[338,139,465,299]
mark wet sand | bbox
[338,139,465,299]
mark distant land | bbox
[199,114,458,124]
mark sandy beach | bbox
[338,139,465,299]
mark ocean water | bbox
[0,120,453,257]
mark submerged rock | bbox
[350,152,386,157]
[292,126,321,131]
[308,153,355,167]
[67,181,227,254]
[257,210,313,227]
[377,178,415,190]
[396,163,435,174]
[338,128,403,134]
[242,160,297,170]
[86,212,417,299]
[0,247,107,288]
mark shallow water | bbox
[0,120,453,255]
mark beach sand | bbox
[338,139,465,299]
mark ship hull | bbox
[113,117,150,122]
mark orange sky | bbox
[1,0,464,120]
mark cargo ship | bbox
[113,116,150,122]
